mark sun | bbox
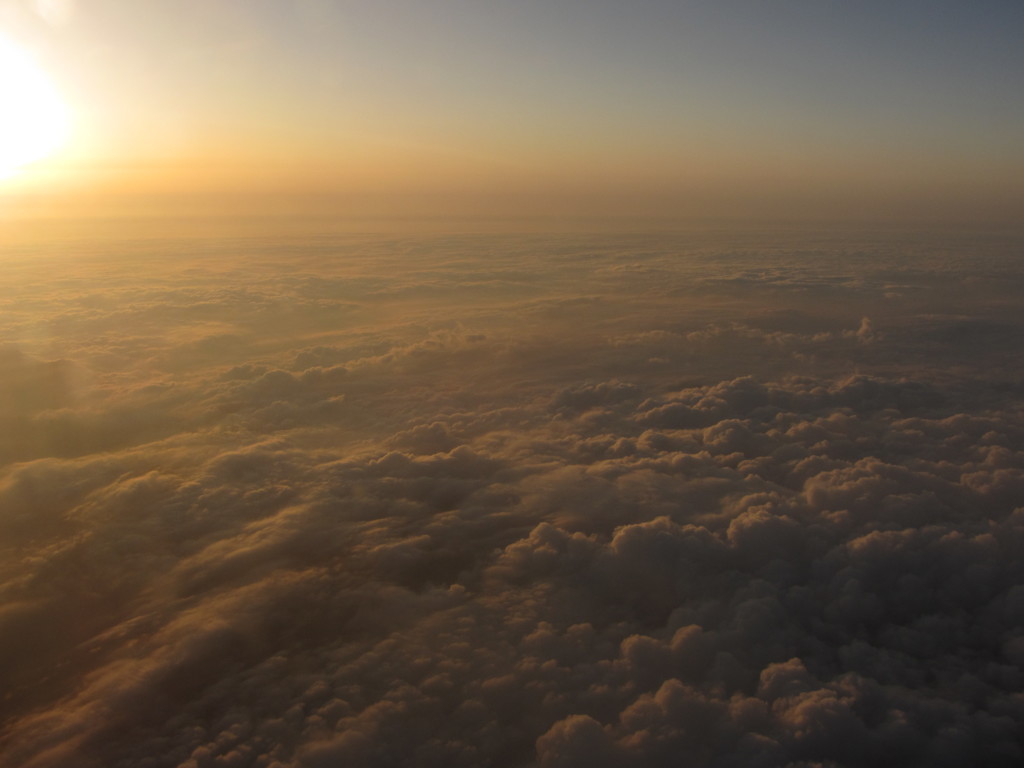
[0,37,71,180]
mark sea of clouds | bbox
[1,227,1023,767]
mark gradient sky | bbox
[5,6,1024,766]
[2,0,1023,223]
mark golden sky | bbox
[1,0,1022,225]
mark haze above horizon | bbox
[0,0,1021,228]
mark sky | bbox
[4,3,1024,766]
[0,0,1022,224]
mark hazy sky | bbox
[4,6,1024,764]
[2,0,1023,222]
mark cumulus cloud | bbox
[1,230,1023,766]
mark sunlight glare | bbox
[0,37,71,180]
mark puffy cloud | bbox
[1,231,1024,766]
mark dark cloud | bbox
[1,231,1024,766]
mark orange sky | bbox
[1,1,1022,228]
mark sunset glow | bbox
[1,4,1024,767]
[0,37,69,180]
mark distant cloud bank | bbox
[1,229,1023,767]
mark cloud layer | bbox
[1,229,1023,767]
